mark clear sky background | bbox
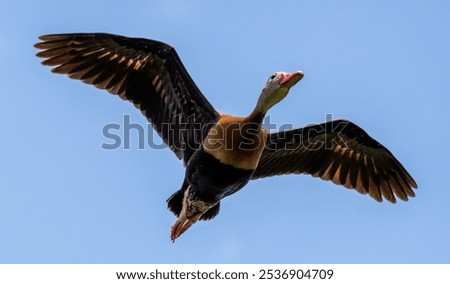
[1,0,449,263]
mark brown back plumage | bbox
[203,115,267,170]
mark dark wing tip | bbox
[34,38,49,50]
[37,34,60,41]
[410,177,418,189]
[34,34,76,58]
[35,33,73,47]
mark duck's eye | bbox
[269,74,277,80]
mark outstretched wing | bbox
[35,33,219,163]
[252,119,417,203]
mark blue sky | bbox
[1,0,449,263]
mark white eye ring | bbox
[269,73,277,80]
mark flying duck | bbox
[35,33,417,241]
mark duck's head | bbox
[256,71,304,114]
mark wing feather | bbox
[252,120,417,203]
[35,33,219,163]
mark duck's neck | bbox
[245,106,266,127]
[245,88,270,125]
[241,91,267,134]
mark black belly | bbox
[185,148,254,202]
